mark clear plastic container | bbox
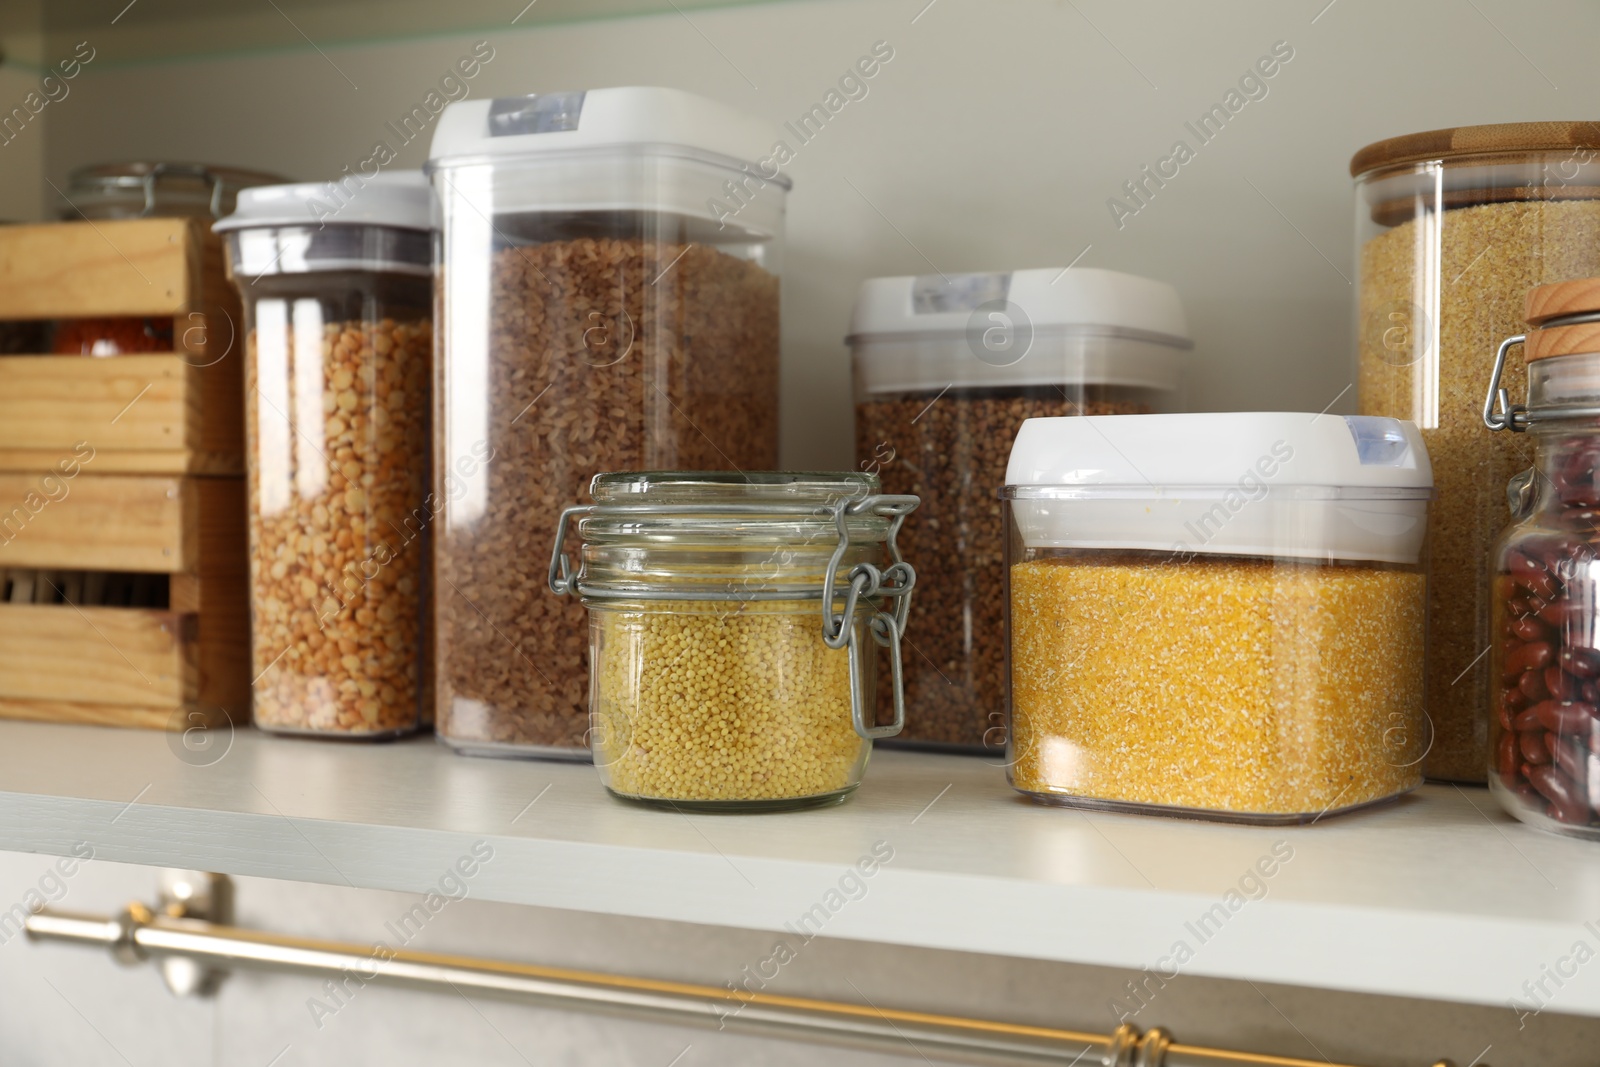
[548,472,917,810]
[850,268,1189,751]
[217,173,433,737]
[1485,277,1600,839]
[427,88,785,759]
[1003,412,1433,823]
[1353,122,1600,782]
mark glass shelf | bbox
[4,0,786,69]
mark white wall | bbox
[42,0,1600,467]
[0,65,45,221]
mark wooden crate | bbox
[0,217,248,731]
[0,217,242,474]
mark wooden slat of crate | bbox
[171,477,249,716]
[0,353,192,456]
[0,450,235,475]
[0,605,193,707]
[0,700,228,731]
[184,262,247,461]
[0,354,243,474]
[0,218,196,319]
[0,473,193,572]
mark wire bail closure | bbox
[141,163,225,219]
[1487,309,1600,432]
[548,492,920,742]
[1483,333,1529,432]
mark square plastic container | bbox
[426,88,785,759]
[1003,412,1433,823]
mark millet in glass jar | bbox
[591,602,866,805]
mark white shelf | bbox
[1,720,1595,1015]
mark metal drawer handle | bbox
[26,875,1466,1067]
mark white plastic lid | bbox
[213,171,434,233]
[1005,412,1433,564]
[849,268,1191,393]
[426,88,784,241]
[427,87,781,177]
[849,268,1190,342]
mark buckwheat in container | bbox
[1003,412,1432,823]
[850,268,1190,752]
[428,88,784,759]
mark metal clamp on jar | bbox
[1484,277,1600,840]
[549,472,918,811]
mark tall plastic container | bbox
[427,88,785,758]
[217,172,434,737]
[850,268,1189,750]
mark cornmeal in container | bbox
[1002,412,1432,823]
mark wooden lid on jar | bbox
[1524,277,1600,360]
[1351,121,1600,177]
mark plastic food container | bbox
[1353,121,1600,782]
[850,268,1189,751]
[1003,412,1433,823]
[217,172,434,737]
[1485,277,1600,839]
[428,88,785,759]
[548,472,917,809]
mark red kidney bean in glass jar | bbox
[1492,440,1600,834]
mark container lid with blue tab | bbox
[1003,412,1434,564]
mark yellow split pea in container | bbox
[1002,413,1433,823]
[549,472,919,811]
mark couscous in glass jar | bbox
[549,472,918,811]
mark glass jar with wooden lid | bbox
[1485,277,1600,839]
[1354,121,1600,782]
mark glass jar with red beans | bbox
[1485,277,1600,839]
